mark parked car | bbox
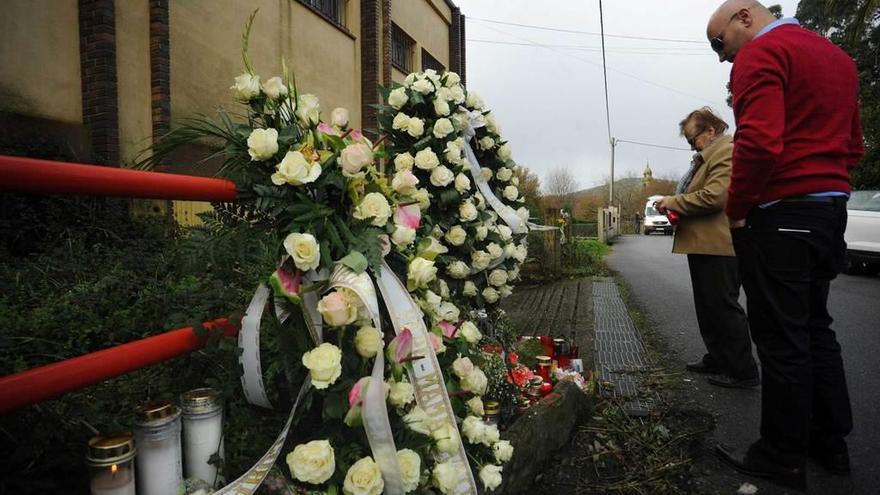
[844,190,880,275]
[643,195,673,235]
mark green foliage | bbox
[562,238,610,277]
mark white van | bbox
[643,195,673,235]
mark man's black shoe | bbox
[715,444,806,491]
[685,359,722,374]
[708,374,760,389]
[808,445,850,475]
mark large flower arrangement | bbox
[143,15,532,495]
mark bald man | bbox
[706,0,863,491]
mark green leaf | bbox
[339,251,368,274]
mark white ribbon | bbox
[238,285,274,409]
[375,260,479,495]
[461,111,528,235]
[327,265,405,495]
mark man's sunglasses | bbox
[710,11,742,54]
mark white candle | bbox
[135,402,183,495]
[90,463,136,495]
[182,410,224,485]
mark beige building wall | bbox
[170,0,362,128]
[390,0,451,84]
[116,0,153,164]
[0,0,82,124]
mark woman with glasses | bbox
[655,107,759,390]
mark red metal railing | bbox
[0,155,242,414]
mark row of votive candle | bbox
[86,388,224,495]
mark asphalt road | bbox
[607,233,880,495]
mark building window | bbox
[391,23,414,73]
[421,49,445,73]
[298,0,345,26]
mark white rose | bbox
[432,461,459,495]
[446,260,470,279]
[392,169,419,195]
[340,142,373,177]
[463,280,478,296]
[459,321,482,343]
[424,69,441,83]
[413,188,431,209]
[392,226,416,247]
[452,356,474,378]
[508,267,520,281]
[296,94,321,126]
[404,72,416,87]
[394,152,414,171]
[493,440,514,463]
[407,117,425,137]
[231,73,260,101]
[247,128,279,161]
[471,250,492,272]
[412,77,434,95]
[486,114,499,134]
[432,423,460,455]
[496,167,513,182]
[444,141,462,165]
[437,279,450,299]
[504,243,517,259]
[504,185,519,201]
[283,232,321,271]
[343,457,384,495]
[453,173,470,194]
[475,192,487,210]
[497,225,513,241]
[354,192,392,227]
[466,91,485,109]
[433,97,451,116]
[482,287,500,304]
[461,416,486,445]
[444,72,461,87]
[498,144,512,160]
[388,380,414,408]
[449,85,466,104]
[467,396,484,416]
[432,118,455,139]
[499,285,513,298]
[437,302,460,322]
[479,464,503,492]
[461,367,488,395]
[459,200,478,222]
[414,148,440,170]
[515,244,528,262]
[408,257,437,289]
[450,111,469,131]
[317,291,358,327]
[302,343,343,389]
[487,242,504,260]
[286,439,335,485]
[430,165,455,187]
[445,225,467,246]
[262,76,288,100]
[355,326,383,358]
[392,112,411,131]
[388,87,409,109]
[397,449,421,493]
[488,269,508,287]
[512,176,520,186]
[483,423,500,445]
[404,406,432,435]
[475,225,489,240]
[479,136,496,150]
[330,107,349,128]
[480,167,493,182]
[271,150,322,186]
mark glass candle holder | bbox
[483,400,500,426]
[553,338,572,370]
[536,355,552,382]
[86,433,137,495]
[539,336,554,359]
[134,401,183,495]
[181,388,225,488]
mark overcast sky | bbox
[456,0,800,192]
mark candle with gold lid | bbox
[86,433,136,495]
[483,400,500,425]
[181,387,225,487]
[134,400,183,495]
[535,355,552,382]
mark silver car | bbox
[844,190,880,275]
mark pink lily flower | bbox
[393,203,421,230]
[438,321,458,339]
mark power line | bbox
[469,16,705,44]
[466,39,715,55]
[616,138,692,151]
[599,0,612,144]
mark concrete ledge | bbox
[498,381,593,493]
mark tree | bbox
[543,167,580,210]
[797,0,880,188]
[515,165,542,215]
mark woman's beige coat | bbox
[667,135,736,256]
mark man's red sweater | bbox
[727,24,864,220]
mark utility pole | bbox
[609,136,617,204]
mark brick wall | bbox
[449,6,461,76]
[382,0,392,88]
[79,0,119,166]
[459,13,466,86]
[360,0,381,136]
[149,0,170,148]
